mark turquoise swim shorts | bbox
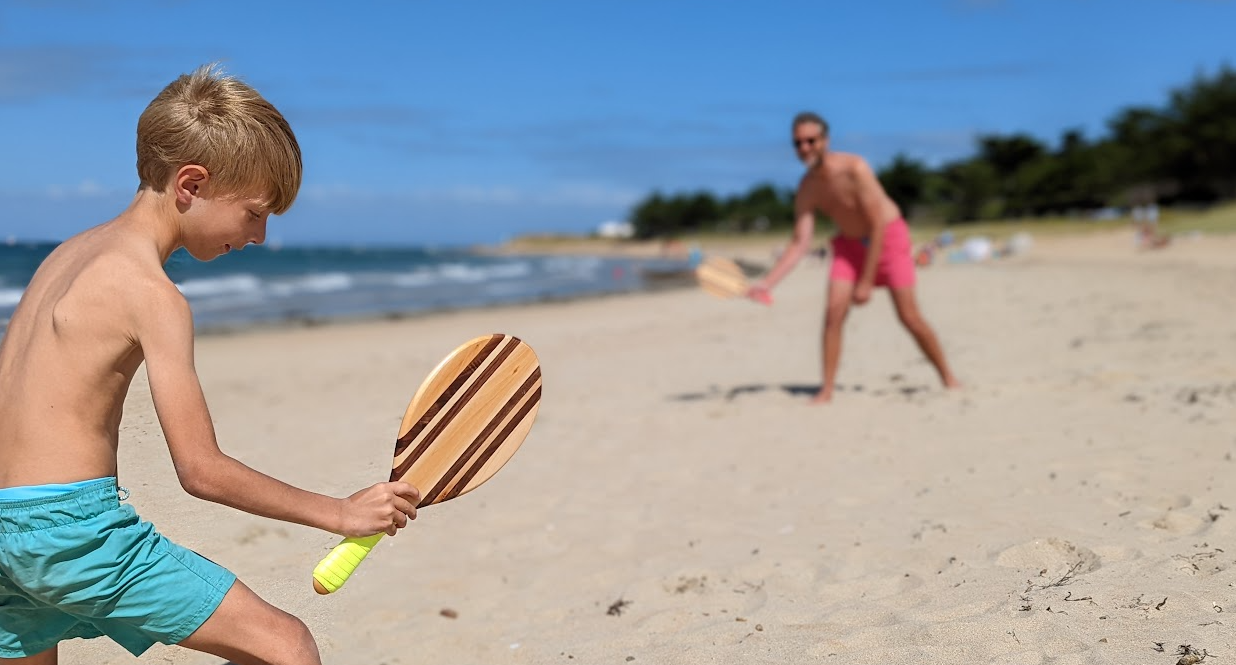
[0,478,236,658]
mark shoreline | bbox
[7,226,1218,341]
[186,268,706,337]
[200,225,1235,338]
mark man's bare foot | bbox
[811,387,833,404]
[943,376,962,389]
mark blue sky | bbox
[1,0,1233,247]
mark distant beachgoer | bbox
[0,64,418,664]
[1133,204,1170,250]
[747,112,960,403]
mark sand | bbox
[65,229,1235,665]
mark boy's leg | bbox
[177,580,320,665]
[888,286,960,388]
[816,279,854,403]
[6,647,56,664]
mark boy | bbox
[748,112,960,403]
[0,65,419,664]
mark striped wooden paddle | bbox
[695,256,771,304]
[312,334,542,594]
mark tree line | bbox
[630,65,1236,238]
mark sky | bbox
[1,0,1233,247]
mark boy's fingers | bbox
[390,482,421,503]
[393,497,417,520]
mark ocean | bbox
[0,242,695,334]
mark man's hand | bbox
[852,281,873,305]
[748,284,773,305]
[337,482,421,537]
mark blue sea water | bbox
[0,242,694,333]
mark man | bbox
[749,112,960,403]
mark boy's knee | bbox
[224,604,318,664]
[277,614,317,654]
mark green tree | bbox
[976,133,1048,216]
[1163,65,1236,200]
[878,153,929,218]
[940,159,999,222]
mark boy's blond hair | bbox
[136,63,302,215]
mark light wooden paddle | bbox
[311,333,542,594]
[694,256,771,304]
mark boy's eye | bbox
[249,210,261,219]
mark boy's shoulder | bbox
[70,232,178,289]
[45,227,189,325]
[100,247,189,321]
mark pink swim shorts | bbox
[829,218,916,289]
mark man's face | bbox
[792,122,827,168]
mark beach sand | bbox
[65,229,1235,664]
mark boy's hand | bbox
[338,482,420,537]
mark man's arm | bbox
[853,160,889,304]
[752,190,816,297]
[137,282,417,538]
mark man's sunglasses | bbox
[793,135,821,148]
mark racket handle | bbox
[312,533,385,594]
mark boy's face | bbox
[183,190,271,261]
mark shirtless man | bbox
[749,112,960,403]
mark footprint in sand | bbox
[994,537,1102,576]
[234,524,290,546]
[1130,493,1213,535]
[1143,509,1209,535]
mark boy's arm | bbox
[853,160,888,304]
[137,283,417,537]
[751,188,816,298]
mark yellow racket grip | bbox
[312,533,385,594]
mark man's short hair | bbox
[792,111,829,136]
[136,63,302,215]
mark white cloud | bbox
[41,179,116,199]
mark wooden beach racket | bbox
[311,333,542,594]
[695,256,772,304]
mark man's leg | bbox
[178,579,321,665]
[815,279,854,403]
[888,286,960,389]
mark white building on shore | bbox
[595,220,635,239]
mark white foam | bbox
[0,288,25,308]
[437,263,491,283]
[288,272,354,294]
[176,274,264,298]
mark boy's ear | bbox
[173,165,211,205]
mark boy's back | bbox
[0,222,170,488]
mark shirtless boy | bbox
[749,112,960,403]
[0,65,418,664]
